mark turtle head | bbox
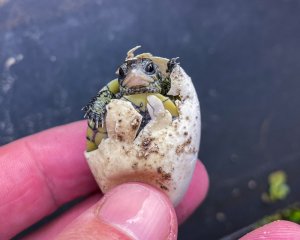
[117,58,162,95]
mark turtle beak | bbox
[122,69,154,88]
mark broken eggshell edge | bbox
[84,65,201,206]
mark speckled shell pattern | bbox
[85,64,201,206]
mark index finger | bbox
[0,121,98,239]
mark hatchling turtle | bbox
[83,46,180,152]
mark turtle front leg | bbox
[83,79,120,151]
[82,79,120,128]
[83,89,113,152]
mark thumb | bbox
[56,183,178,240]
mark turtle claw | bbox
[94,114,102,129]
[83,110,89,119]
[147,95,166,120]
[81,105,89,112]
[146,95,172,129]
[83,108,105,130]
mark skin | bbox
[0,121,299,239]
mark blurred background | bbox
[1,0,300,239]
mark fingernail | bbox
[97,183,176,240]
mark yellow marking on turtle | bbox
[86,139,98,152]
[86,124,107,152]
[107,79,120,94]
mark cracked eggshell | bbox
[85,65,201,206]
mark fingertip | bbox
[99,183,177,240]
[57,183,178,240]
[176,160,209,224]
[194,160,210,201]
[241,220,300,240]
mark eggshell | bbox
[85,65,201,206]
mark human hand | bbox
[0,121,209,239]
[3,121,297,239]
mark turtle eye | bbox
[118,66,126,78]
[145,62,155,74]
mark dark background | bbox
[1,1,300,239]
